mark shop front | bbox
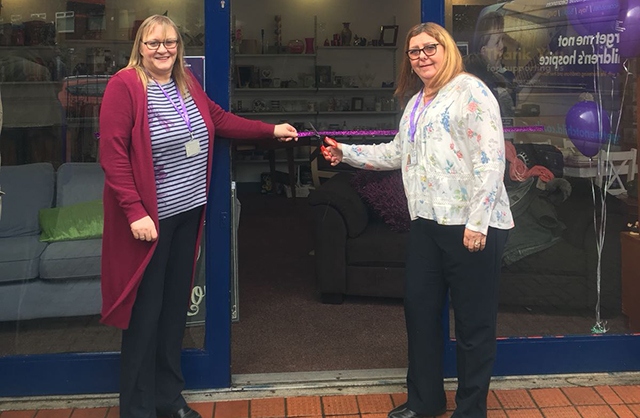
[0,0,639,398]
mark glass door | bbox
[227,0,422,377]
[0,0,231,396]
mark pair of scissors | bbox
[308,122,337,157]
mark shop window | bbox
[450,0,637,338]
[0,0,205,358]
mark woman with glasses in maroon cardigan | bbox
[99,14,297,418]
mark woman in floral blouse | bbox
[321,22,514,418]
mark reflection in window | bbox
[0,0,205,357]
[452,2,637,338]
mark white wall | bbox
[232,0,420,64]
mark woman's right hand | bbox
[130,216,158,242]
[321,137,343,166]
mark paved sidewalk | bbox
[1,373,640,418]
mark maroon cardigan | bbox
[99,68,274,329]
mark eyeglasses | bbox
[406,43,439,60]
[143,39,179,50]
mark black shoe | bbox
[388,403,446,418]
[170,406,202,418]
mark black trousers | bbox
[404,219,508,418]
[120,206,202,418]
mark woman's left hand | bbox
[273,123,298,142]
[464,228,486,252]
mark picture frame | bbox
[456,41,469,56]
[351,97,364,111]
[236,65,254,88]
[315,65,332,88]
[379,25,399,46]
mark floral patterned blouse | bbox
[342,73,514,235]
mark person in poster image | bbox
[320,22,514,418]
[98,14,297,418]
[464,11,516,118]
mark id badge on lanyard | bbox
[154,79,200,157]
[185,133,200,157]
[407,147,418,167]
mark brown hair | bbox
[124,15,192,97]
[395,22,464,107]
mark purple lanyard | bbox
[154,79,192,137]
[408,90,432,143]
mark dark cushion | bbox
[308,173,369,238]
[350,170,410,232]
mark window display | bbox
[0,0,206,357]
[0,0,638,383]
[452,0,638,337]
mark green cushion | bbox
[39,200,104,242]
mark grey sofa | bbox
[0,162,104,322]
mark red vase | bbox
[305,37,315,54]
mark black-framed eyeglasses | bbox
[143,39,179,50]
[406,43,439,60]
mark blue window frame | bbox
[0,0,232,397]
[1,0,639,398]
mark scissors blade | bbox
[308,122,321,138]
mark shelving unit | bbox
[230,18,400,186]
[232,48,399,127]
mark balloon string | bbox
[590,175,608,334]
[615,61,632,154]
[589,60,632,334]
[590,47,608,334]
[592,62,633,335]
[590,45,605,333]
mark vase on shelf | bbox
[287,39,304,54]
[341,22,352,46]
[305,37,315,54]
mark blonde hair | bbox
[395,22,464,107]
[125,14,192,97]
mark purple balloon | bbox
[618,0,640,58]
[565,101,611,157]
[567,0,620,36]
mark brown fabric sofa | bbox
[308,171,626,314]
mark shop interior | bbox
[0,0,638,378]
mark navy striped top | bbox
[147,79,209,220]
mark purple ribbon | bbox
[298,126,544,138]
